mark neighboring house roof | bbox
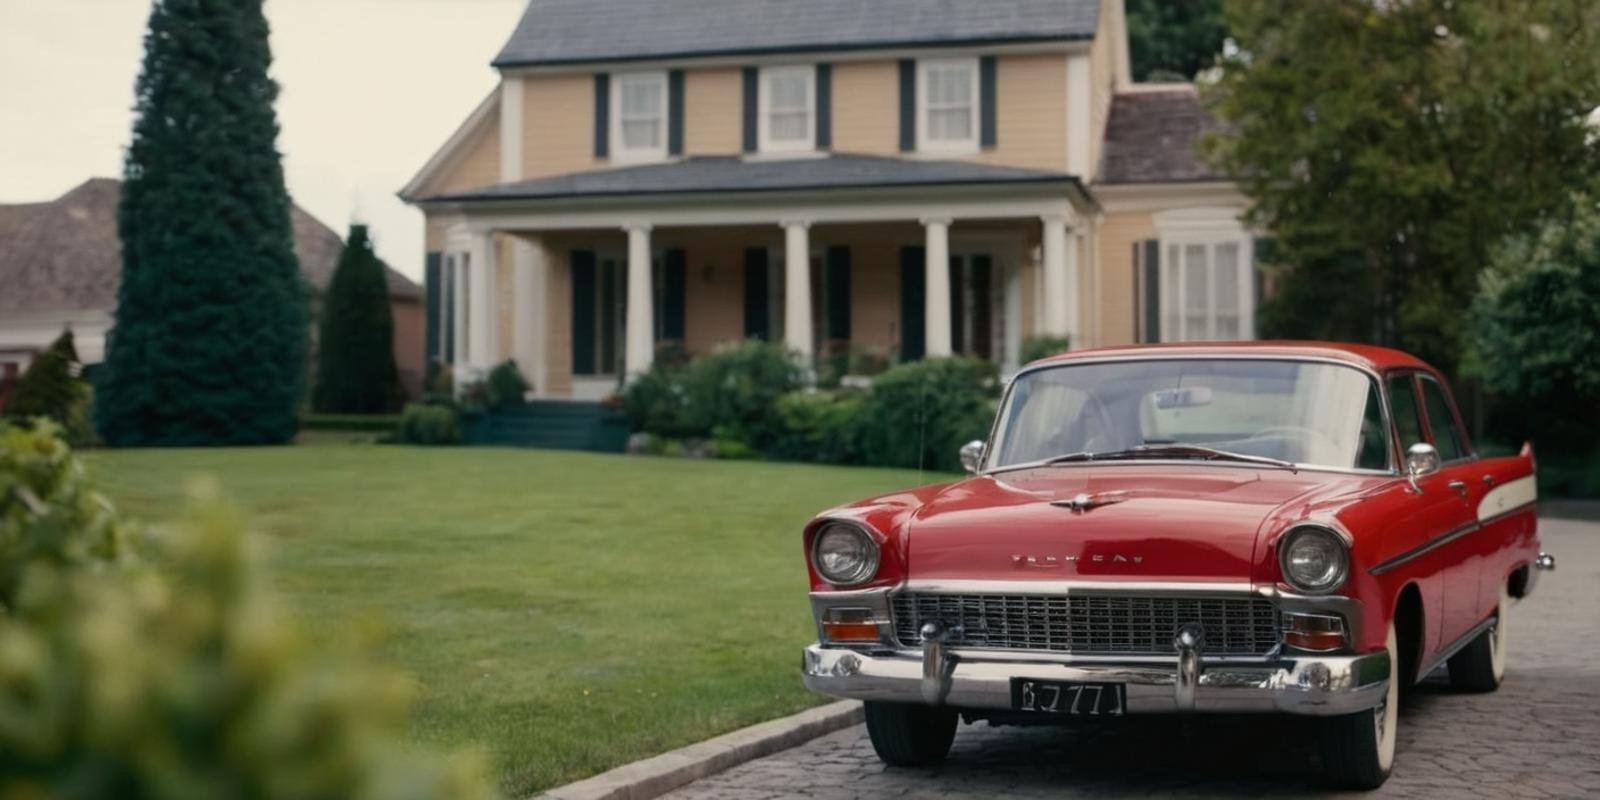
[427,153,1078,203]
[0,178,421,316]
[493,0,1101,67]
[1097,88,1230,185]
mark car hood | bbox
[903,465,1377,584]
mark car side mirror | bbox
[1405,442,1440,494]
[960,440,986,474]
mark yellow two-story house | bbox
[402,0,1254,399]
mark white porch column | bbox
[511,237,540,392]
[782,220,813,362]
[468,231,496,370]
[624,223,654,380]
[1064,226,1081,345]
[923,217,952,357]
[1041,214,1070,339]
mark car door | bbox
[1382,371,1474,656]
[1415,374,1487,643]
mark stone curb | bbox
[536,700,864,800]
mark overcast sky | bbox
[0,0,528,282]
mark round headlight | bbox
[811,523,880,586]
[1279,526,1349,594]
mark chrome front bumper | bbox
[802,643,1391,716]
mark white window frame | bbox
[1152,208,1256,343]
[610,70,669,163]
[916,57,981,155]
[757,65,816,154]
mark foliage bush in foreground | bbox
[625,340,803,446]
[395,403,463,445]
[1020,335,1072,366]
[0,422,494,800]
[859,357,999,473]
[484,360,532,411]
[766,391,867,465]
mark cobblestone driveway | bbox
[668,516,1600,799]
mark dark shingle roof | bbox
[428,154,1075,202]
[1097,89,1229,185]
[0,179,420,315]
[493,0,1100,67]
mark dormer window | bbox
[612,71,668,162]
[758,66,816,153]
[918,58,979,154]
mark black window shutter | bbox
[979,56,998,149]
[742,247,769,339]
[971,255,993,357]
[661,248,686,341]
[816,64,833,150]
[668,70,685,156]
[442,257,456,362]
[899,246,926,360]
[1139,240,1161,344]
[570,250,597,375]
[742,67,759,153]
[424,252,441,364]
[898,60,916,152]
[593,75,610,159]
[600,258,619,374]
[825,245,850,341]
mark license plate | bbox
[1011,679,1125,716]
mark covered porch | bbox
[423,155,1094,399]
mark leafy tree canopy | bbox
[1206,0,1600,373]
[1127,0,1228,81]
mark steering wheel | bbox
[1249,425,1341,465]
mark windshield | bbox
[989,359,1391,472]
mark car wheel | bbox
[1448,583,1509,692]
[863,701,958,767]
[1318,622,1399,789]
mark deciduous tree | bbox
[1206,0,1600,372]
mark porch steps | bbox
[463,401,631,453]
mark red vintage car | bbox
[800,342,1554,789]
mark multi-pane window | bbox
[760,66,814,152]
[919,58,978,152]
[1161,239,1249,342]
[612,72,667,160]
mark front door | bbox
[949,251,996,361]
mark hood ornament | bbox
[1052,490,1130,512]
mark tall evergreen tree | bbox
[313,225,402,413]
[97,0,308,446]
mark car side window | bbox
[1388,374,1425,452]
[1355,383,1389,470]
[1419,377,1465,461]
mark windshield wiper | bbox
[1107,444,1296,472]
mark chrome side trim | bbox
[1369,520,1481,576]
[1417,615,1496,680]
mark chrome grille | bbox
[891,592,1279,656]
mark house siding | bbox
[830,61,900,155]
[975,53,1069,173]
[1096,209,1155,347]
[684,67,743,155]
[1088,4,1117,181]
[432,108,502,195]
[522,73,601,180]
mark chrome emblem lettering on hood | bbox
[1051,490,1131,512]
[1011,552,1144,567]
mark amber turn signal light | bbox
[1283,612,1347,652]
[822,607,881,642]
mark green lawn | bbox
[82,442,946,796]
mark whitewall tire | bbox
[1318,622,1399,789]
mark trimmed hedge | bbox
[858,357,999,472]
[301,413,403,432]
[394,403,463,445]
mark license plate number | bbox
[1011,679,1125,716]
